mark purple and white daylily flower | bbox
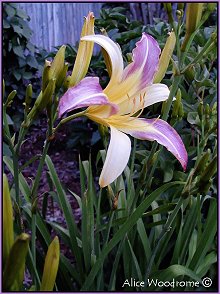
[58,33,188,187]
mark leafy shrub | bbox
[3,3,46,102]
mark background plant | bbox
[3,3,217,292]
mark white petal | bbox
[99,127,131,187]
[81,35,124,91]
[117,83,170,115]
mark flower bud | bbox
[42,60,51,92]
[40,236,60,291]
[49,45,66,84]
[26,78,56,124]
[24,84,32,114]
[184,67,195,83]
[177,3,185,10]
[171,88,181,118]
[5,90,17,107]
[3,79,5,99]
[154,31,176,83]
[69,12,95,87]
[205,104,210,116]
[207,3,216,12]
[199,155,217,183]
[3,174,14,270]
[194,149,211,175]
[3,233,30,291]
[56,62,68,89]
[181,3,204,51]
[197,102,203,120]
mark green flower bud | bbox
[49,45,66,84]
[3,233,30,291]
[197,102,203,119]
[172,88,181,118]
[63,75,71,92]
[184,67,195,83]
[3,174,14,270]
[3,79,5,99]
[205,104,210,116]
[24,84,32,114]
[178,103,184,118]
[26,79,56,124]
[195,149,211,175]
[56,62,68,89]
[199,155,217,183]
[177,3,185,10]
[207,3,216,12]
[181,3,204,51]
[70,12,95,87]
[154,31,176,83]
[40,237,60,291]
[42,60,51,92]
[5,90,17,107]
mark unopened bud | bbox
[3,174,14,270]
[177,3,185,10]
[56,62,68,89]
[178,103,184,118]
[207,3,216,12]
[172,88,181,118]
[154,31,176,83]
[49,45,66,85]
[195,149,211,175]
[42,60,51,92]
[205,104,210,116]
[3,233,30,291]
[70,12,95,87]
[24,84,32,114]
[5,90,17,107]
[197,102,203,119]
[27,78,56,124]
[181,3,204,51]
[199,155,217,183]
[63,75,71,91]
[40,237,60,291]
[112,189,123,210]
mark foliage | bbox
[3,3,217,292]
[3,3,46,107]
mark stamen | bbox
[151,115,161,125]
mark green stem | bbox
[181,35,216,74]
[143,75,182,190]
[180,12,213,66]
[31,213,37,286]
[53,110,87,133]
[31,139,50,199]
[145,196,185,283]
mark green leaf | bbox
[13,46,24,58]
[81,181,184,290]
[3,156,31,202]
[12,24,23,35]
[45,155,84,282]
[147,265,202,291]
[13,70,22,81]
[189,198,217,271]
[22,71,33,79]
[187,112,200,125]
[16,8,28,19]
[5,4,16,17]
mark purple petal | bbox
[128,118,188,170]
[58,77,118,118]
[122,33,161,93]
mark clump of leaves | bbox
[3,3,45,101]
